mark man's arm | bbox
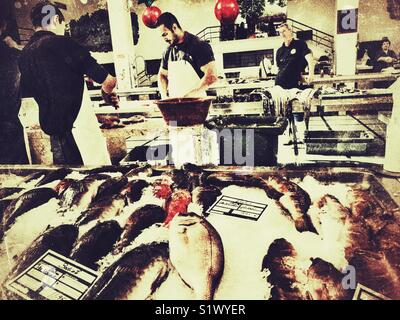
[184,61,218,97]
[158,67,169,99]
[305,53,315,84]
[101,75,119,109]
[53,37,119,108]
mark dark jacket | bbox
[19,31,109,136]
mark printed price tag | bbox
[206,195,268,221]
[5,250,99,300]
[352,283,391,300]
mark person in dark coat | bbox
[0,17,29,164]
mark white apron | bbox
[168,59,207,98]
[71,85,111,166]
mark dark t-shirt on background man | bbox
[275,39,311,89]
[0,41,28,164]
[161,32,215,79]
[19,31,109,136]
[374,49,397,71]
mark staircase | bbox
[196,18,335,65]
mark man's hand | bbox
[3,36,21,50]
[101,75,119,109]
[183,89,201,98]
[306,74,314,84]
[101,89,119,109]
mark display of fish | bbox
[347,189,393,235]
[2,188,58,231]
[169,212,224,300]
[0,188,24,200]
[191,186,222,215]
[58,174,109,212]
[35,168,72,187]
[75,194,127,226]
[70,221,122,270]
[263,176,314,233]
[82,242,170,300]
[164,190,192,225]
[349,249,400,300]
[114,205,166,252]
[4,224,79,284]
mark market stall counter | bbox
[0,163,399,300]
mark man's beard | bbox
[168,34,179,46]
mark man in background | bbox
[374,37,397,71]
[275,23,315,89]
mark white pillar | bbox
[335,0,359,76]
[107,0,136,91]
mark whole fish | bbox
[94,176,129,202]
[58,174,109,211]
[3,188,58,231]
[123,179,149,203]
[169,212,224,300]
[347,189,393,235]
[205,172,282,200]
[263,176,314,233]
[261,238,299,291]
[76,195,127,226]
[4,224,79,283]
[82,242,170,300]
[376,223,400,268]
[191,186,222,215]
[35,168,72,187]
[164,190,192,225]
[114,205,166,252]
[18,171,47,187]
[349,249,400,300]
[81,165,140,176]
[123,164,153,179]
[306,258,353,300]
[309,195,371,261]
[0,188,24,200]
[70,221,122,270]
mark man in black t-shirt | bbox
[157,12,218,98]
[275,23,315,89]
[374,37,398,71]
[19,2,118,165]
[0,17,29,164]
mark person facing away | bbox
[0,17,29,164]
[275,23,315,89]
[18,1,119,166]
[157,12,218,99]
